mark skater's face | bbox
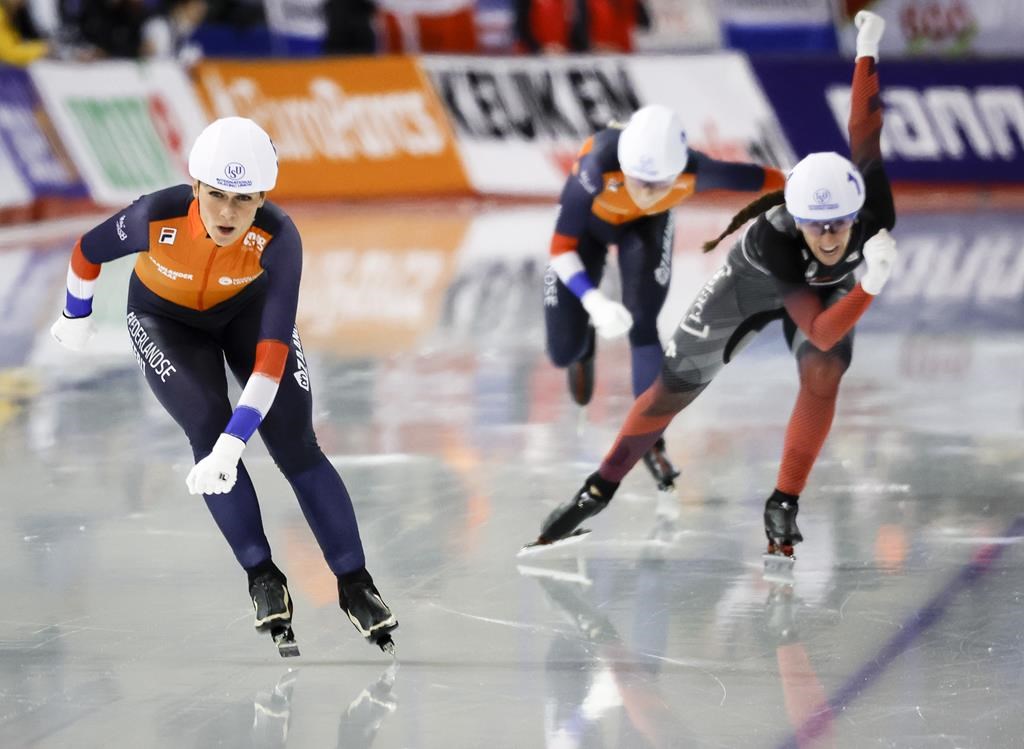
[624,174,676,210]
[193,181,266,246]
[796,214,857,266]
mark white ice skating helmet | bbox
[617,105,688,183]
[188,117,278,192]
[784,152,865,221]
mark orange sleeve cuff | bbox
[550,233,579,257]
[70,240,101,280]
[253,339,289,381]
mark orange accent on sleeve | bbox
[576,136,595,159]
[849,57,883,169]
[550,232,579,257]
[763,168,786,192]
[253,339,289,381]
[70,239,101,280]
[783,284,873,351]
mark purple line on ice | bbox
[776,515,1024,749]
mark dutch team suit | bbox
[544,125,785,399]
[61,185,365,578]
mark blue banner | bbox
[0,65,86,199]
[750,58,1024,184]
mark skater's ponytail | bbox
[702,189,785,253]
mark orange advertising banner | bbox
[192,57,471,199]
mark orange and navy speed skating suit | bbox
[597,56,896,495]
[61,184,365,575]
[544,127,784,396]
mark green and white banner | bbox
[28,61,208,206]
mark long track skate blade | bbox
[272,627,300,658]
[575,406,588,436]
[518,528,591,558]
[375,634,396,656]
[762,552,796,583]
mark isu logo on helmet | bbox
[784,152,865,221]
[189,117,278,193]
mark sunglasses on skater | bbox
[794,212,858,237]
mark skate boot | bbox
[339,568,398,655]
[520,472,619,555]
[763,490,803,579]
[248,561,299,658]
[566,327,596,406]
[641,437,680,491]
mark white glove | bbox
[186,434,245,496]
[581,289,633,339]
[50,312,97,352]
[855,10,885,60]
[860,229,897,295]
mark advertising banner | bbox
[29,61,208,206]
[0,65,85,201]
[423,53,792,196]
[192,57,470,199]
[0,145,32,210]
[834,0,1024,57]
[750,58,1024,183]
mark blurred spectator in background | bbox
[143,0,207,63]
[324,0,376,54]
[0,0,50,63]
[514,0,648,53]
[62,0,157,58]
[377,0,478,53]
[58,0,207,60]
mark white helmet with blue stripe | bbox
[784,152,865,221]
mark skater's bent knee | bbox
[798,352,848,397]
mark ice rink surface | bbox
[1,198,1023,748]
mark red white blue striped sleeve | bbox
[64,240,101,318]
[223,339,290,442]
[550,163,600,299]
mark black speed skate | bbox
[519,472,618,555]
[763,490,803,580]
[566,327,596,406]
[248,561,299,658]
[641,437,680,491]
[339,569,398,655]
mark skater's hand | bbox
[50,312,96,352]
[186,434,245,496]
[581,290,633,339]
[854,10,885,60]
[860,229,897,296]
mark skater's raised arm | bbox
[849,11,896,231]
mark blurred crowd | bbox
[0,0,654,65]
